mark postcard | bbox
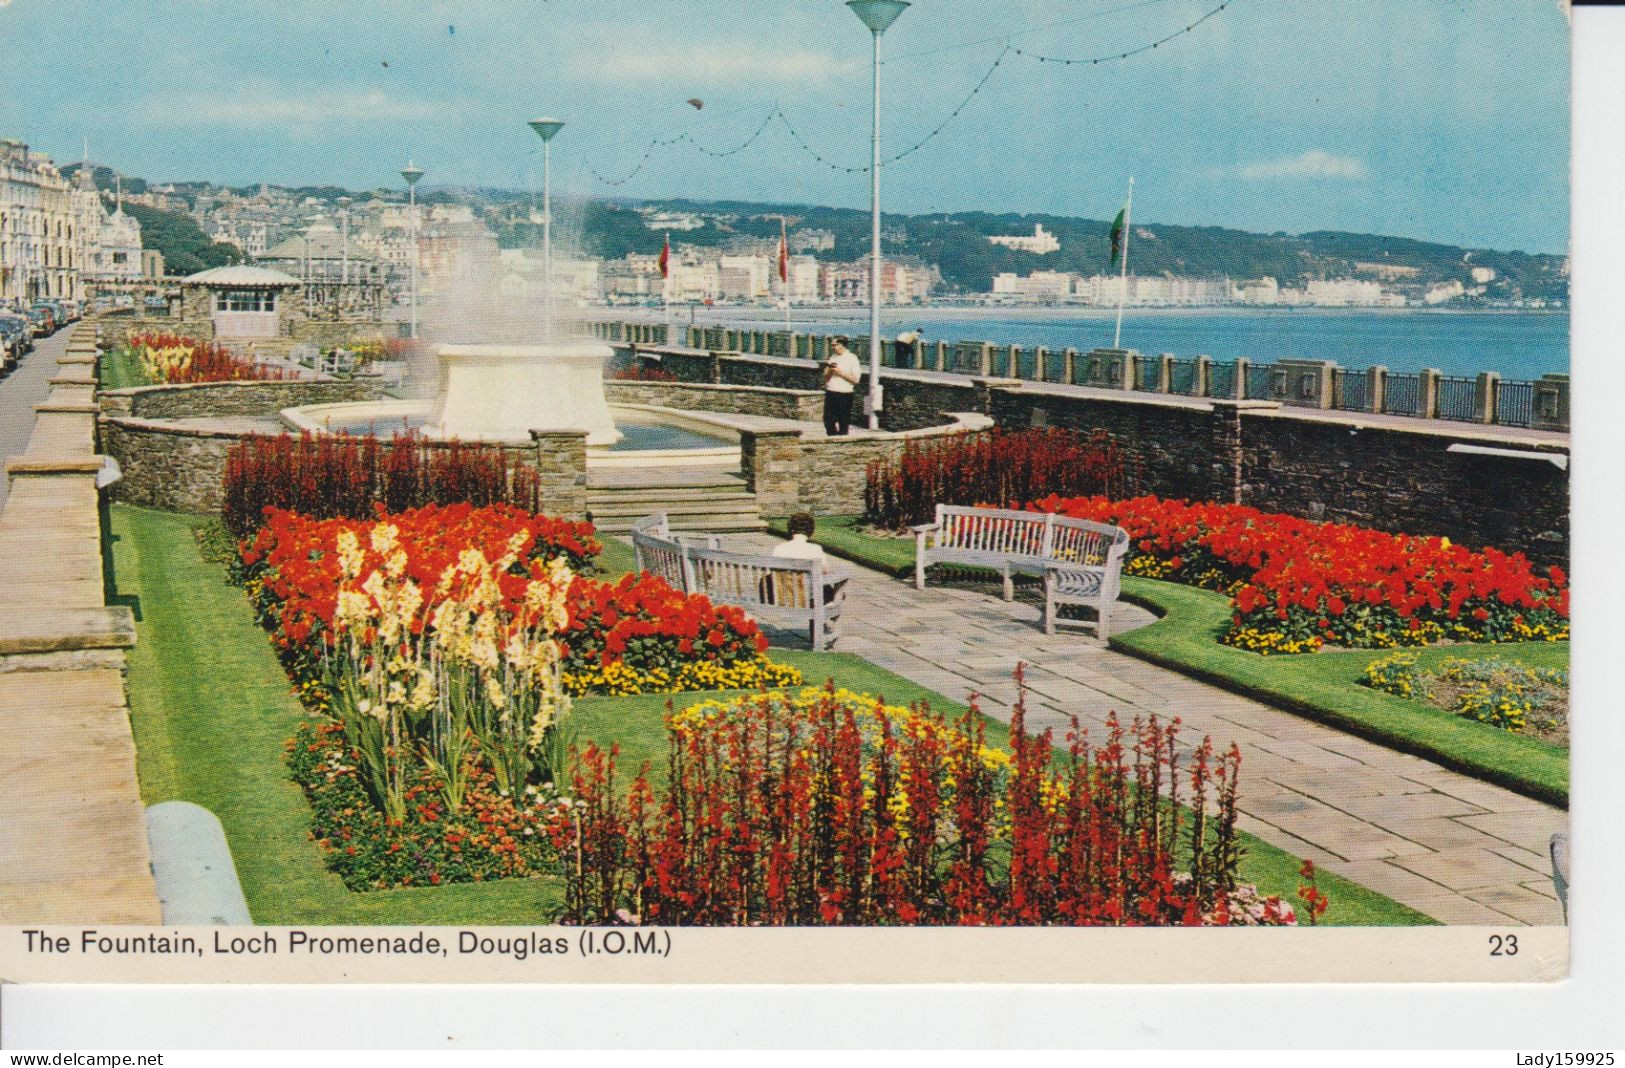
[0,0,1571,985]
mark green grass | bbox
[768,514,916,577]
[111,504,1429,926]
[1113,579,1568,807]
[591,534,640,581]
[772,515,1568,808]
[99,346,150,390]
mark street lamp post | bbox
[337,195,351,316]
[847,0,909,430]
[527,118,566,340]
[401,162,424,340]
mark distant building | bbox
[992,270,1077,301]
[987,223,1059,255]
[0,138,76,301]
[718,254,772,300]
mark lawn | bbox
[98,345,150,391]
[774,515,1569,807]
[110,504,1430,926]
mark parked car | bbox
[27,307,54,337]
[0,315,27,371]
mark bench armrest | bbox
[909,522,939,534]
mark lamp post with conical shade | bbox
[848,0,908,430]
[401,162,424,339]
[528,118,566,339]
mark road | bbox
[0,326,72,511]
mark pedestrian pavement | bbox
[713,532,1568,926]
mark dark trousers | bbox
[823,390,855,436]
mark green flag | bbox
[1109,206,1127,266]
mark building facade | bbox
[1,139,77,303]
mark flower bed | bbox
[864,428,1134,530]
[1362,653,1569,744]
[128,331,293,384]
[555,678,1303,927]
[224,432,555,538]
[247,504,802,891]
[1033,495,1568,654]
[241,504,798,698]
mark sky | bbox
[0,0,1571,254]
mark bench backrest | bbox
[1048,516,1129,568]
[934,505,1051,559]
[630,513,692,590]
[685,545,823,611]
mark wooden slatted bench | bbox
[913,505,1129,640]
[630,513,848,649]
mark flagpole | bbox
[1113,176,1134,350]
[656,227,669,341]
[780,218,792,341]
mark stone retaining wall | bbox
[96,377,589,519]
[603,378,823,422]
[101,378,388,420]
[743,413,994,518]
[638,344,1570,563]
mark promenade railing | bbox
[589,321,1569,432]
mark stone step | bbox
[587,498,764,519]
[593,515,768,535]
[588,485,757,505]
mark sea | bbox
[667,307,1569,382]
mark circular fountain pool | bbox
[282,400,743,469]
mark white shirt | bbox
[824,350,862,394]
[772,534,826,560]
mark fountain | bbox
[281,196,742,468]
[426,342,621,445]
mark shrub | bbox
[128,331,293,384]
[611,364,678,382]
[1034,495,1569,654]
[223,431,555,538]
[864,428,1135,530]
[552,674,1300,927]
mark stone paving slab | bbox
[718,530,1569,926]
[0,326,163,926]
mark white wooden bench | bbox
[630,513,848,649]
[913,505,1129,640]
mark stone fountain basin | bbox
[279,401,742,470]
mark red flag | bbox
[659,232,670,279]
[778,220,789,284]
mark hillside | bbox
[571,198,1568,304]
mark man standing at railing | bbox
[822,335,863,436]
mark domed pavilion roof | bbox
[180,265,303,288]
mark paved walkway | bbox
[717,532,1567,926]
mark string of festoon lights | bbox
[1008,0,1231,65]
[582,0,1238,185]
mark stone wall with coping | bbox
[100,379,389,419]
[603,379,823,422]
[98,409,590,521]
[637,344,1569,563]
[98,313,399,358]
[742,413,995,518]
[1237,410,1568,563]
[623,345,971,432]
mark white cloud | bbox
[142,90,458,129]
[576,45,860,85]
[1237,149,1368,181]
